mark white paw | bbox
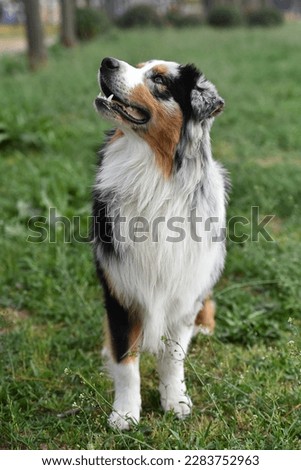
[108,409,140,431]
[161,394,193,419]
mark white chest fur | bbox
[95,132,226,352]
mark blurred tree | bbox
[202,0,213,16]
[201,0,252,15]
[23,0,47,71]
[60,0,76,47]
[104,0,116,18]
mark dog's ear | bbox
[191,77,224,121]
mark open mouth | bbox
[95,79,150,125]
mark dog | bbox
[92,57,228,430]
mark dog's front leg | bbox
[157,322,194,419]
[107,354,141,430]
[102,287,142,430]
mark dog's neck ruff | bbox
[96,123,213,211]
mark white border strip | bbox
[0,450,300,469]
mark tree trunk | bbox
[23,0,47,71]
[60,0,76,48]
[202,0,215,17]
[104,0,117,18]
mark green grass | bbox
[0,24,301,450]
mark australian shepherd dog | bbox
[92,57,228,430]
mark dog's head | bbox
[95,57,224,176]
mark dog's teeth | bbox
[108,94,114,102]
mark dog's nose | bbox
[101,57,120,71]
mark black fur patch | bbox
[92,193,116,257]
[169,65,202,171]
[96,266,134,363]
[92,130,118,257]
[174,148,183,172]
[169,64,200,123]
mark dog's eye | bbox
[195,86,206,94]
[153,75,165,85]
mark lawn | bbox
[0,24,300,450]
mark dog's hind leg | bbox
[157,321,194,419]
[193,297,216,336]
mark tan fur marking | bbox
[195,298,216,334]
[151,64,169,76]
[123,318,142,364]
[130,84,183,178]
[110,129,124,143]
[136,62,145,69]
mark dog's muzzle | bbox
[95,57,150,125]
